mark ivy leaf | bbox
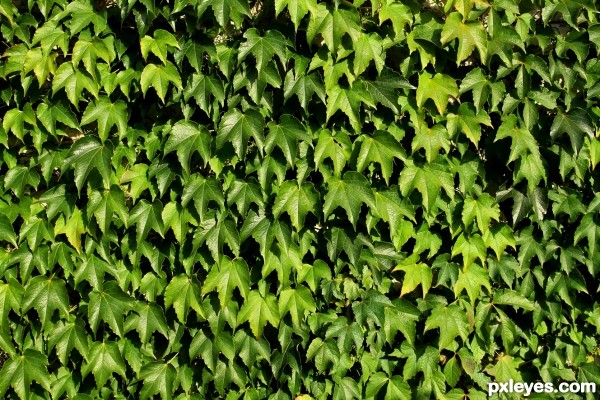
[411,123,450,163]
[48,318,90,364]
[393,255,433,298]
[462,193,500,235]
[356,131,406,184]
[140,61,183,102]
[495,114,543,167]
[54,207,86,253]
[0,349,52,399]
[22,275,70,330]
[353,33,385,76]
[129,302,169,344]
[272,181,320,230]
[87,187,129,234]
[129,200,164,244]
[0,215,17,247]
[363,68,415,114]
[283,70,326,112]
[446,103,492,148]
[202,257,250,308]
[52,63,98,106]
[275,0,310,30]
[574,214,600,260]
[139,362,177,400]
[297,260,332,292]
[88,281,133,338]
[80,97,128,143]
[314,129,352,176]
[4,166,40,198]
[164,121,212,174]
[326,82,375,133]
[181,175,224,219]
[550,108,594,155]
[279,285,316,326]
[454,263,491,304]
[140,29,180,64]
[366,373,411,400]
[452,233,487,268]
[416,72,459,115]
[81,341,127,388]
[193,212,241,259]
[216,108,265,158]
[323,172,376,228]
[238,290,280,338]
[36,101,80,137]
[483,224,516,260]
[63,1,107,36]
[238,28,289,73]
[441,12,488,64]
[306,4,362,51]
[424,304,470,350]
[62,137,113,194]
[399,159,455,212]
[227,179,264,216]
[484,354,522,382]
[265,115,311,166]
[164,275,205,323]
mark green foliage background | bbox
[1,0,600,398]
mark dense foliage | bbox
[1,0,600,398]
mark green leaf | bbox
[80,97,128,142]
[164,275,205,323]
[452,232,487,268]
[574,214,600,260]
[416,72,459,115]
[139,361,177,400]
[22,275,70,330]
[63,1,107,35]
[399,159,455,212]
[446,103,492,148]
[272,181,320,230]
[326,81,375,133]
[314,128,352,176]
[323,172,376,228]
[238,290,280,338]
[550,108,595,154]
[279,285,316,326]
[81,341,127,388]
[216,108,265,158]
[411,122,450,163]
[54,207,86,253]
[88,281,133,337]
[164,120,212,174]
[140,29,180,64]
[238,28,289,73]
[4,166,40,198]
[461,193,500,235]
[52,63,98,106]
[306,4,362,51]
[129,200,164,244]
[357,131,406,184]
[48,318,90,364]
[393,255,433,298]
[454,263,491,304]
[275,0,310,30]
[441,12,488,64]
[140,61,183,102]
[424,304,470,350]
[353,33,385,76]
[181,175,224,219]
[0,215,17,247]
[62,136,113,193]
[265,115,311,166]
[484,354,522,382]
[202,257,250,308]
[0,349,51,399]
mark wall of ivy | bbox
[1,0,600,398]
